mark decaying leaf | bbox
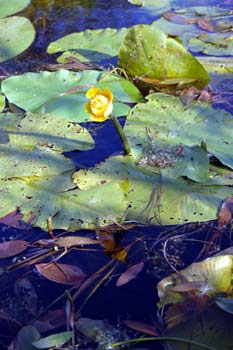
[124,320,160,336]
[0,240,29,259]
[116,262,144,286]
[36,262,85,285]
[33,309,66,333]
[55,236,98,248]
[218,196,233,228]
[0,208,35,229]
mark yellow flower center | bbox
[90,95,109,117]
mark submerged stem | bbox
[109,113,131,156]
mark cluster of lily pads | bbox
[0,0,233,232]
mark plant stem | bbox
[111,336,217,350]
[109,113,131,156]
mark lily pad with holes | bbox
[1,70,143,122]
[47,27,128,63]
[0,112,94,152]
[72,155,233,226]
[124,93,233,177]
[118,25,209,89]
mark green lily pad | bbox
[0,145,75,178]
[0,112,94,152]
[124,93,233,175]
[73,155,233,225]
[118,25,209,88]
[1,70,143,122]
[197,57,233,74]
[0,0,30,18]
[127,0,172,12]
[188,33,233,56]
[0,16,35,62]
[0,176,126,230]
[47,27,128,63]
[0,93,5,112]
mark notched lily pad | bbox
[1,70,142,122]
[47,27,128,63]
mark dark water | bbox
[0,0,232,349]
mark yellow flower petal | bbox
[84,101,92,114]
[103,87,113,102]
[86,87,103,99]
[91,114,106,122]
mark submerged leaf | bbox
[124,320,160,336]
[32,331,72,349]
[0,240,29,259]
[36,262,85,285]
[116,262,144,286]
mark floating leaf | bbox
[116,262,144,286]
[0,0,30,18]
[1,70,142,122]
[118,25,209,88]
[47,27,128,63]
[36,262,85,285]
[32,331,72,349]
[0,16,35,62]
[0,240,29,259]
[188,32,233,56]
[0,112,94,152]
[73,155,232,225]
[125,93,233,173]
[127,0,172,13]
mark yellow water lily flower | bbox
[85,87,113,122]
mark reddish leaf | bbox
[198,90,212,104]
[56,236,98,248]
[179,86,197,107]
[32,309,66,332]
[96,232,115,250]
[163,12,188,24]
[116,262,144,287]
[0,208,35,229]
[197,17,215,32]
[36,262,85,285]
[218,196,233,228]
[0,240,29,258]
[124,320,160,336]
